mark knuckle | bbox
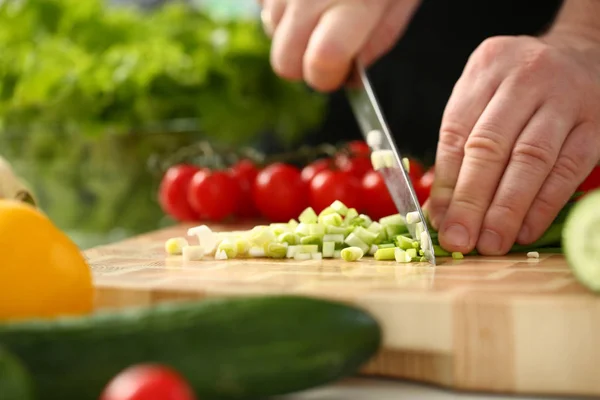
[511,140,556,172]
[553,151,586,184]
[464,125,508,163]
[452,192,486,215]
[438,122,468,159]
[468,36,514,71]
[513,45,555,83]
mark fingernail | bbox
[517,225,529,243]
[442,224,470,249]
[478,229,503,254]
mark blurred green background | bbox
[0,0,327,248]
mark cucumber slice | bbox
[563,190,600,292]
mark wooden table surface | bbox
[85,223,600,399]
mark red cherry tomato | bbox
[346,140,370,157]
[187,169,240,222]
[406,158,425,182]
[100,364,196,400]
[301,158,331,183]
[309,170,362,214]
[228,159,260,218]
[158,164,201,222]
[577,165,600,193]
[334,154,372,180]
[416,167,434,205]
[253,163,309,222]
[361,170,397,220]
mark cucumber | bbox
[563,189,600,292]
[0,346,35,400]
[0,295,381,400]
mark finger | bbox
[518,121,600,244]
[437,76,545,254]
[359,0,421,66]
[270,1,322,81]
[303,1,386,92]
[261,0,286,37]
[427,66,502,230]
[475,100,576,255]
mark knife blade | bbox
[345,61,436,265]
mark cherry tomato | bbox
[346,140,370,157]
[577,165,600,193]
[228,159,260,218]
[301,158,331,183]
[416,167,434,205]
[187,169,240,222]
[309,170,362,214]
[253,163,309,222]
[406,158,425,182]
[158,164,201,222]
[100,364,196,400]
[334,154,372,180]
[361,170,397,220]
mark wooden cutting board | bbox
[85,223,600,399]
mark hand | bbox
[257,0,421,92]
[427,33,600,255]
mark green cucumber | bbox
[0,346,35,400]
[0,295,382,400]
[563,189,600,293]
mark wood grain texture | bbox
[85,223,600,398]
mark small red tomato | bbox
[335,154,372,180]
[301,158,331,183]
[100,364,196,400]
[361,170,397,220]
[577,165,600,193]
[346,140,370,157]
[158,164,201,222]
[406,158,425,182]
[309,170,362,214]
[253,163,309,222]
[228,159,260,218]
[187,169,240,222]
[416,167,434,205]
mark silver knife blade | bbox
[345,61,436,265]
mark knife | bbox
[345,61,436,265]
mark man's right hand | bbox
[258,0,422,92]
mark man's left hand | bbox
[427,33,600,255]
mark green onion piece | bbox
[325,225,348,235]
[217,239,237,259]
[299,207,318,224]
[433,245,451,257]
[420,231,431,251]
[300,235,321,246]
[419,249,424,256]
[451,251,464,260]
[344,208,359,224]
[294,253,311,261]
[235,239,250,255]
[358,214,373,227]
[270,223,291,235]
[311,252,323,260]
[406,248,418,259]
[267,243,288,259]
[527,251,540,259]
[368,244,378,255]
[367,221,383,234]
[402,157,410,171]
[333,250,342,258]
[294,223,311,236]
[344,233,370,254]
[323,234,344,243]
[353,226,379,246]
[406,211,420,224]
[395,235,414,250]
[415,222,425,241]
[330,200,349,216]
[322,242,335,258]
[297,245,319,254]
[380,214,405,226]
[341,246,364,262]
[374,247,396,261]
[382,150,395,168]
[394,248,412,263]
[419,256,428,262]
[286,246,298,259]
[321,213,343,227]
[378,243,395,249]
[278,232,298,245]
[249,226,275,246]
[248,246,266,258]
[308,223,326,236]
[288,219,299,229]
[371,151,386,170]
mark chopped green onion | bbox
[394,248,411,263]
[406,248,418,260]
[249,226,275,245]
[278,232,298,245]
[322,241,335,258]
[402,157,410,171]
[217,239,237,259]
[344,233,370,254]
[330,200,349,216]
[235,238,250,255]
[325,225,348,235]
[214,249,228,260]
[299,207,318,224]
[378,243,395,249]
[294,253,311,261]
[308,223,326,236]
[321,213,343,226]
[374,247,396,261]
[366,129,382,148]
[165,237,189,255]
[288,219,299,229]
[344,208,359,224]
[311,252,323,260]
[341,246,364,262]
[182,245,205,261]
[323,234,344,243]
[353,226,379,246]
[380,214,404,226]
[368,244,378,255]
[300,235,321,246]
[297,245,319,253]
[333,250,342,258]
[406,211,420,224]
[433,245,451,257]
[395,235,414,250]
[267,242,288,259]
[527,251,540,259]
[286,246,298,259]
[294,223,311,236]
[248,246,266,258]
